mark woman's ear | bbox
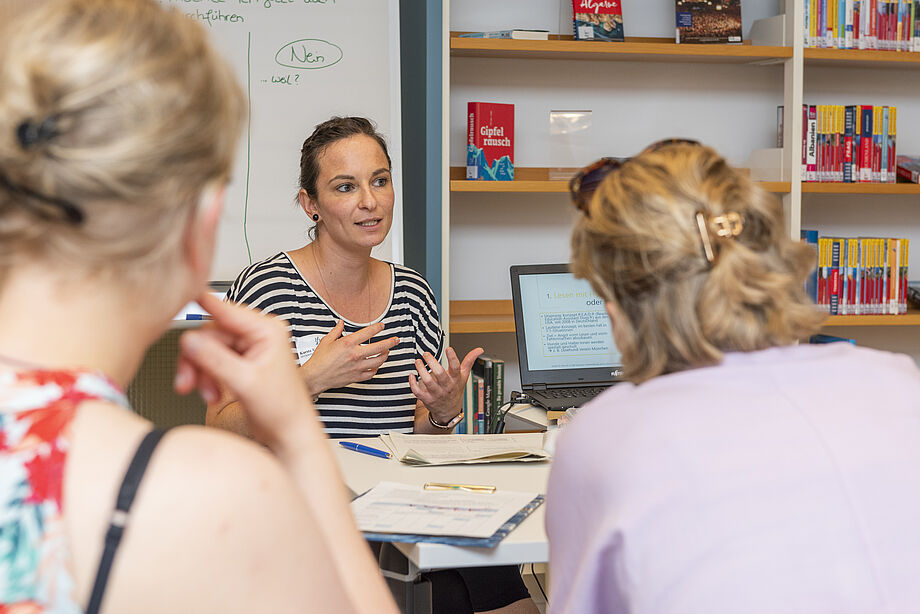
[184,185,225,283]
[298,188,318,220]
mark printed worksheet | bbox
[351,481,540,538]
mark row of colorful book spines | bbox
[457,371,504,435]
[801,105,897,183]
[804,0,920,50]
[816,237,909,315]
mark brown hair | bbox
[0,0,245,287]
[298,116,391,200]
[570,143,825,384]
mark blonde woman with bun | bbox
[0,1,396,613]
[546,141,920,613]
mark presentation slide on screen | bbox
[519,273,621,371]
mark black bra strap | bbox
[86,428,168,614]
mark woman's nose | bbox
[357,185,377,210]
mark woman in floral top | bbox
[0,1,396,613]
[1,370,128,612]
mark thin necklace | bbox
[311,243,373,322]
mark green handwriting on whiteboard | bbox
[275,39,342,70]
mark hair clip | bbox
[711,212,743,239]
[695,211,743,264]
[16,116,60,150]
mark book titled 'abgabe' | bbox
[572,0,625,41]
[467,102,514,181]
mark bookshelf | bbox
[444,1,920,374]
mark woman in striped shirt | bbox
[207,117,538,614]
[208,117,482,438]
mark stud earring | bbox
[312,214,319,221]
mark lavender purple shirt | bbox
[546,343,920,614]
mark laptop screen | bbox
[510,264,623,389]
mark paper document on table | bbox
[352,481,542,540]
[379,432,550,465]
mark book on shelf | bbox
[471,355,506,434]
[458,370,474,434]
[472,356,493,433]
[802,229,819,303]
[467,102,514,181]
[471,373,485,434]
[458,29,550,40]
[800,104,898,183]
[777,105,784,148]
[815,234,909,315]
[675,0,742,44]
[571,0,624,42]
[915,0,920,51]
[805,0,920,50]
[907,281,920,308]
[491,359,505,434]
[897,155,920,182]
[806,105,818,182]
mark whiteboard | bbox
[160,0,403,280]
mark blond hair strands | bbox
[0,0,245,286]
[571,143,825,384]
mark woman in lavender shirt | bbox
[547,141,920,614]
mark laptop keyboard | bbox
[542,387,608,399]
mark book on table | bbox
[378,432,550,466]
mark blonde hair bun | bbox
[571,143,825,383]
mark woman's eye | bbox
[373,177,389,188]
[335,183,354,193]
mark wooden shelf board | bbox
[824,308,920,326]
[450,167,790,194]
[450,300,515,334]
[802,182,920,194]
[450,34,791,64]
[449,300,920,333]
[804,47,920,69]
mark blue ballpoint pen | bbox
[339,441,392,459]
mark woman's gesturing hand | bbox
[300,320,400,395]
[409,346,484,423]
[174,292,316,450]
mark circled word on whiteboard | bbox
[275,39,342,70]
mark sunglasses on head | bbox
[569,138,701,214]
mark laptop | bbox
[510,264,623,411]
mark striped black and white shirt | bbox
[226,252,444,438]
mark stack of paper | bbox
[351,481,544,547]
[379,432,550,466]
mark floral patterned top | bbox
[0,369,129,613]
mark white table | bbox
[331,438,551,572]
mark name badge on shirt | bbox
[295,334,324,366]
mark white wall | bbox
[448,0,920,402]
